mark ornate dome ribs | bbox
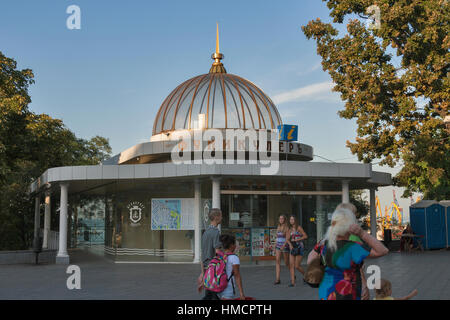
[152,73,282,135]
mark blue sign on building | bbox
[278,125,298,141]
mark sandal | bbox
[288,283,295,287]
[274,280,281,285]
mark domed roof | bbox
[152,25,282,136]
[152,73,282,135]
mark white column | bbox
[370,188,377,237]
[212,177,221,209]
[33,195,40,249]
[212,177,221,232]
[193,180,201,263]
[342,180,350,203]
[56,183,69,264]
[43,191,51,249]
[316,181,325,241]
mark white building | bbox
[30,31,391,264]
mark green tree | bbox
[350,190,369,218]
[302,0,449,200]
[0,51,112,250]
[0,52,34,185]
[0,52,35,249]
[350,190,370,230]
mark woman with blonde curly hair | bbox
[315,207,388,300]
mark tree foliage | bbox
[302,0,449,199]
[0,51,112,250]
[350,190,369,218]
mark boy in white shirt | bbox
[218,234,245,300]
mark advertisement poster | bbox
[229,228,251,256]
[151,198,194,230]
[251,228,265,256]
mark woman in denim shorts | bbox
[287,215,308,287]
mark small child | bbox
[374,279,418,300]
[219,234,245,300]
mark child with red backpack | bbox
[203,234,245,300]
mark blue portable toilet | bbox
[439,201,450,248]
[409,200,446,250]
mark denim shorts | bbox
[290,242,304,256]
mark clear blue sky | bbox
[0,0,419,215]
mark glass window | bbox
[69,195,106,250]
[221,194,267,228]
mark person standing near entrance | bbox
[286,215,308,287]
[274,214,290,285]
[197,208,223,300]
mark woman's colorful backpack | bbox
[203,251,234,293]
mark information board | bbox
[151,198,194,230]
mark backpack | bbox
[203,251,235,293]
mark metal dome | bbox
[152,24,282,136]
[152,73,282,135]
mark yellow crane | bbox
[384,202,402,227]
[371,196,402,230]
[365,196,383,229]
[376,196,382,218]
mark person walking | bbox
[197,208,223,300]
[218,234,245,300]
[274,214,290,285]
[308,202,372,300]
[313,207,388,300]
[286,215,308,287]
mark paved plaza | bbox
[0,249,449,300]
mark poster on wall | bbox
[251,228,265,256]
[180,199,194,229]
[232,228,251,256]
[151,198,194,230]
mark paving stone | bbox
[0,249,448,300]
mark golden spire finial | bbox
[210,23,226,73]
[216,22,220,54]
